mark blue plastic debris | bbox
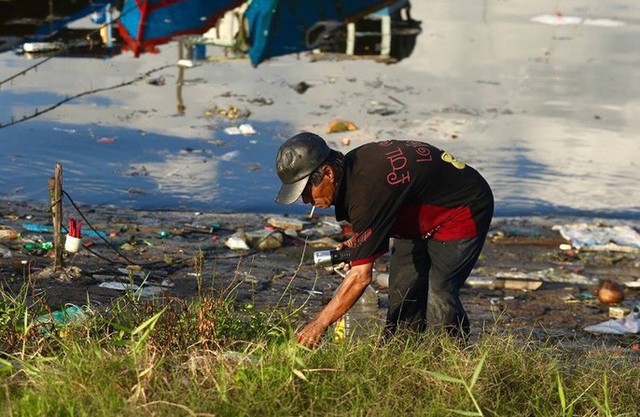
[36,304,87,329]
[22,223,107,238]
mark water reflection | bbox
[0,120,297,213]
[1,0,422,64]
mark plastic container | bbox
[65,235,82,253]
[334,285,381,341]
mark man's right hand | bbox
[336,238,356,271]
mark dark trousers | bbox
[386,217,492,339]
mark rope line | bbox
[62,189,195,269]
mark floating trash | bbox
[494,268,598,285]
[530,14,582,26]
[220,150,240,161]
[225,231,250,250]
[326,119,358,134]
[98,281,164,298]
[531,14,625,28]
[245,229,283,250]
[177,59,194,67]
[224,124,257,135]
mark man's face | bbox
[301,166,335,208]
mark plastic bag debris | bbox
[98,281,164,297]
[220,150,240,161]
[225,231,250,250]
[625,279,640,289]
[495,268,598,285]
[584,306,640,335]
[552,223,640,252]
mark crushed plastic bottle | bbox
[334,285,381,341]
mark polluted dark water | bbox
[1,1,640,220]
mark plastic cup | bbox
[65,235,82,253]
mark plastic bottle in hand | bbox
[334,285,381,341]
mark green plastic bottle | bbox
[24,242,53,250]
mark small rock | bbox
[266,216,305,231]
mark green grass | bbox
[1,274,639,416]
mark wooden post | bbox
[49,163,64,270]
[176,38,186,115]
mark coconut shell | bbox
[597,280,624,304]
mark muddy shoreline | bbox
[1,200,639,350]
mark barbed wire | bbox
[0,2,179,130]
[0,63,173,130]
